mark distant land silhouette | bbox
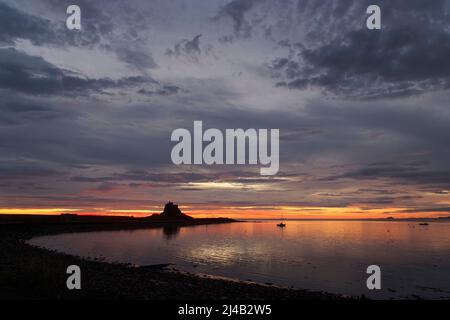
[0,201,235,229]
[149,202,194,221]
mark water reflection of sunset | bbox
[29,221,450,299]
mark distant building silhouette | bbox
[156,202,194,221]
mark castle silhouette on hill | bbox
[149,202,194,221]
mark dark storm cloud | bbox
[0,1,156,71]
[43,0,157,70]
[273,27,450,98]
[0,1,103,47]
[166,34,207,63]
[215,0,261,37]
[0,2,58,45]
[0,48,175,96]
[210,0,450,98]
[265,0,450,98]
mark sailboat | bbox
[277,213,286,227]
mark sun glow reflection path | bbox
[29,220,450,300]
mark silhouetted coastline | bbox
[0,204,350,300]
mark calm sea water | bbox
[29,221,450,299]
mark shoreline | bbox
[0,215,353,300]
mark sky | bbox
[0,0,450,219]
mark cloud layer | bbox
[0,0,449,217]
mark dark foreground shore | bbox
[0,215,350,300]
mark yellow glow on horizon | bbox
[0,205,447,219]
[0,208,80,215]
